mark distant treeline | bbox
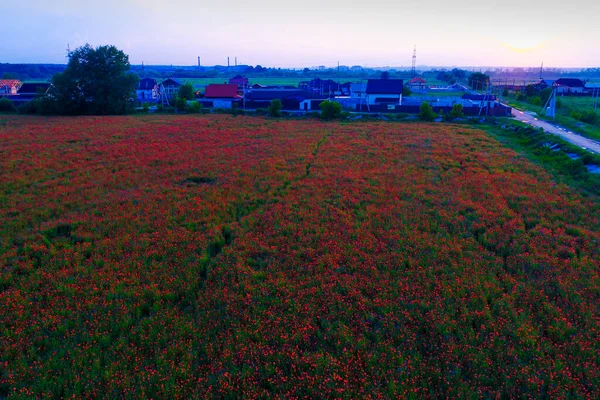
[2,63,413,81]
[0,64,66,80]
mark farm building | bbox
[0,79,22,96]
[553,78,585,94]
[137,78,159,102]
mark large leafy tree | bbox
[468,72,490,90]
[52,44,139,115]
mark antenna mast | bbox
[411,45,417,78]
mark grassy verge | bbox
[505,97,600,141]
[483,119,600,196]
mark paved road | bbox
[511,108,600,154]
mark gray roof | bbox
[366,79,404,94]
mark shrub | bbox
[402,86,412,97]
[0,98,16,112]
[502,88,509,97]
[255,108,267,115]
[580,111,598,125]
[570,110,583,120]
[448,103,464,120]
[17,101,37,114]
[419,102,437,122]
[319,100,342,120]
[267,99,282,117]
[174,96,187,112]
[516,92,526,101]
[188,101,202,114]
[529,96,542,106]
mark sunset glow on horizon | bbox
[1,0,598,68]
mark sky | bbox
[1,0,599,68]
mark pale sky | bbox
[1,0,598,68]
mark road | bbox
[511,108,600,154]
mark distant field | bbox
[2,115,600,398]
[176,77,357,87]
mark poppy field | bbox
[1,114,599,398]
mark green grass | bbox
[483,120,600,195]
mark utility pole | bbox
[411,45,416,79]
[198,56,200,69]
[337,61,340,95]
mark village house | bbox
[137,78,159,102]
[245,88,313,109]
[0,79,22,95]
[229,75,249,89]
[350,83,367,99]
[17,82,52,96]
[553,78,585,94]
[203,84,241,109]
[406,77,427,91]
[365,79,404,107]
[160,78,183,98]
[299,99,326,111]
[461,94,498,109]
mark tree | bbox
[380,71,390,80]
[448,104,464,120]
[319,100,342,120]
[51,44,139,115]
[468,72,490,90]
[540,87,553,104]
[525,84,537,98]
[402,86,412,97]
[178,82,195,100]
[419,102,437,121]
[268,99,282,117]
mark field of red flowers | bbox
[1,114,599,398]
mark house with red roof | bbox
[0,79,22,96]
[205,84,241,99]
[202,84,242,109]
[406,77,427,91]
